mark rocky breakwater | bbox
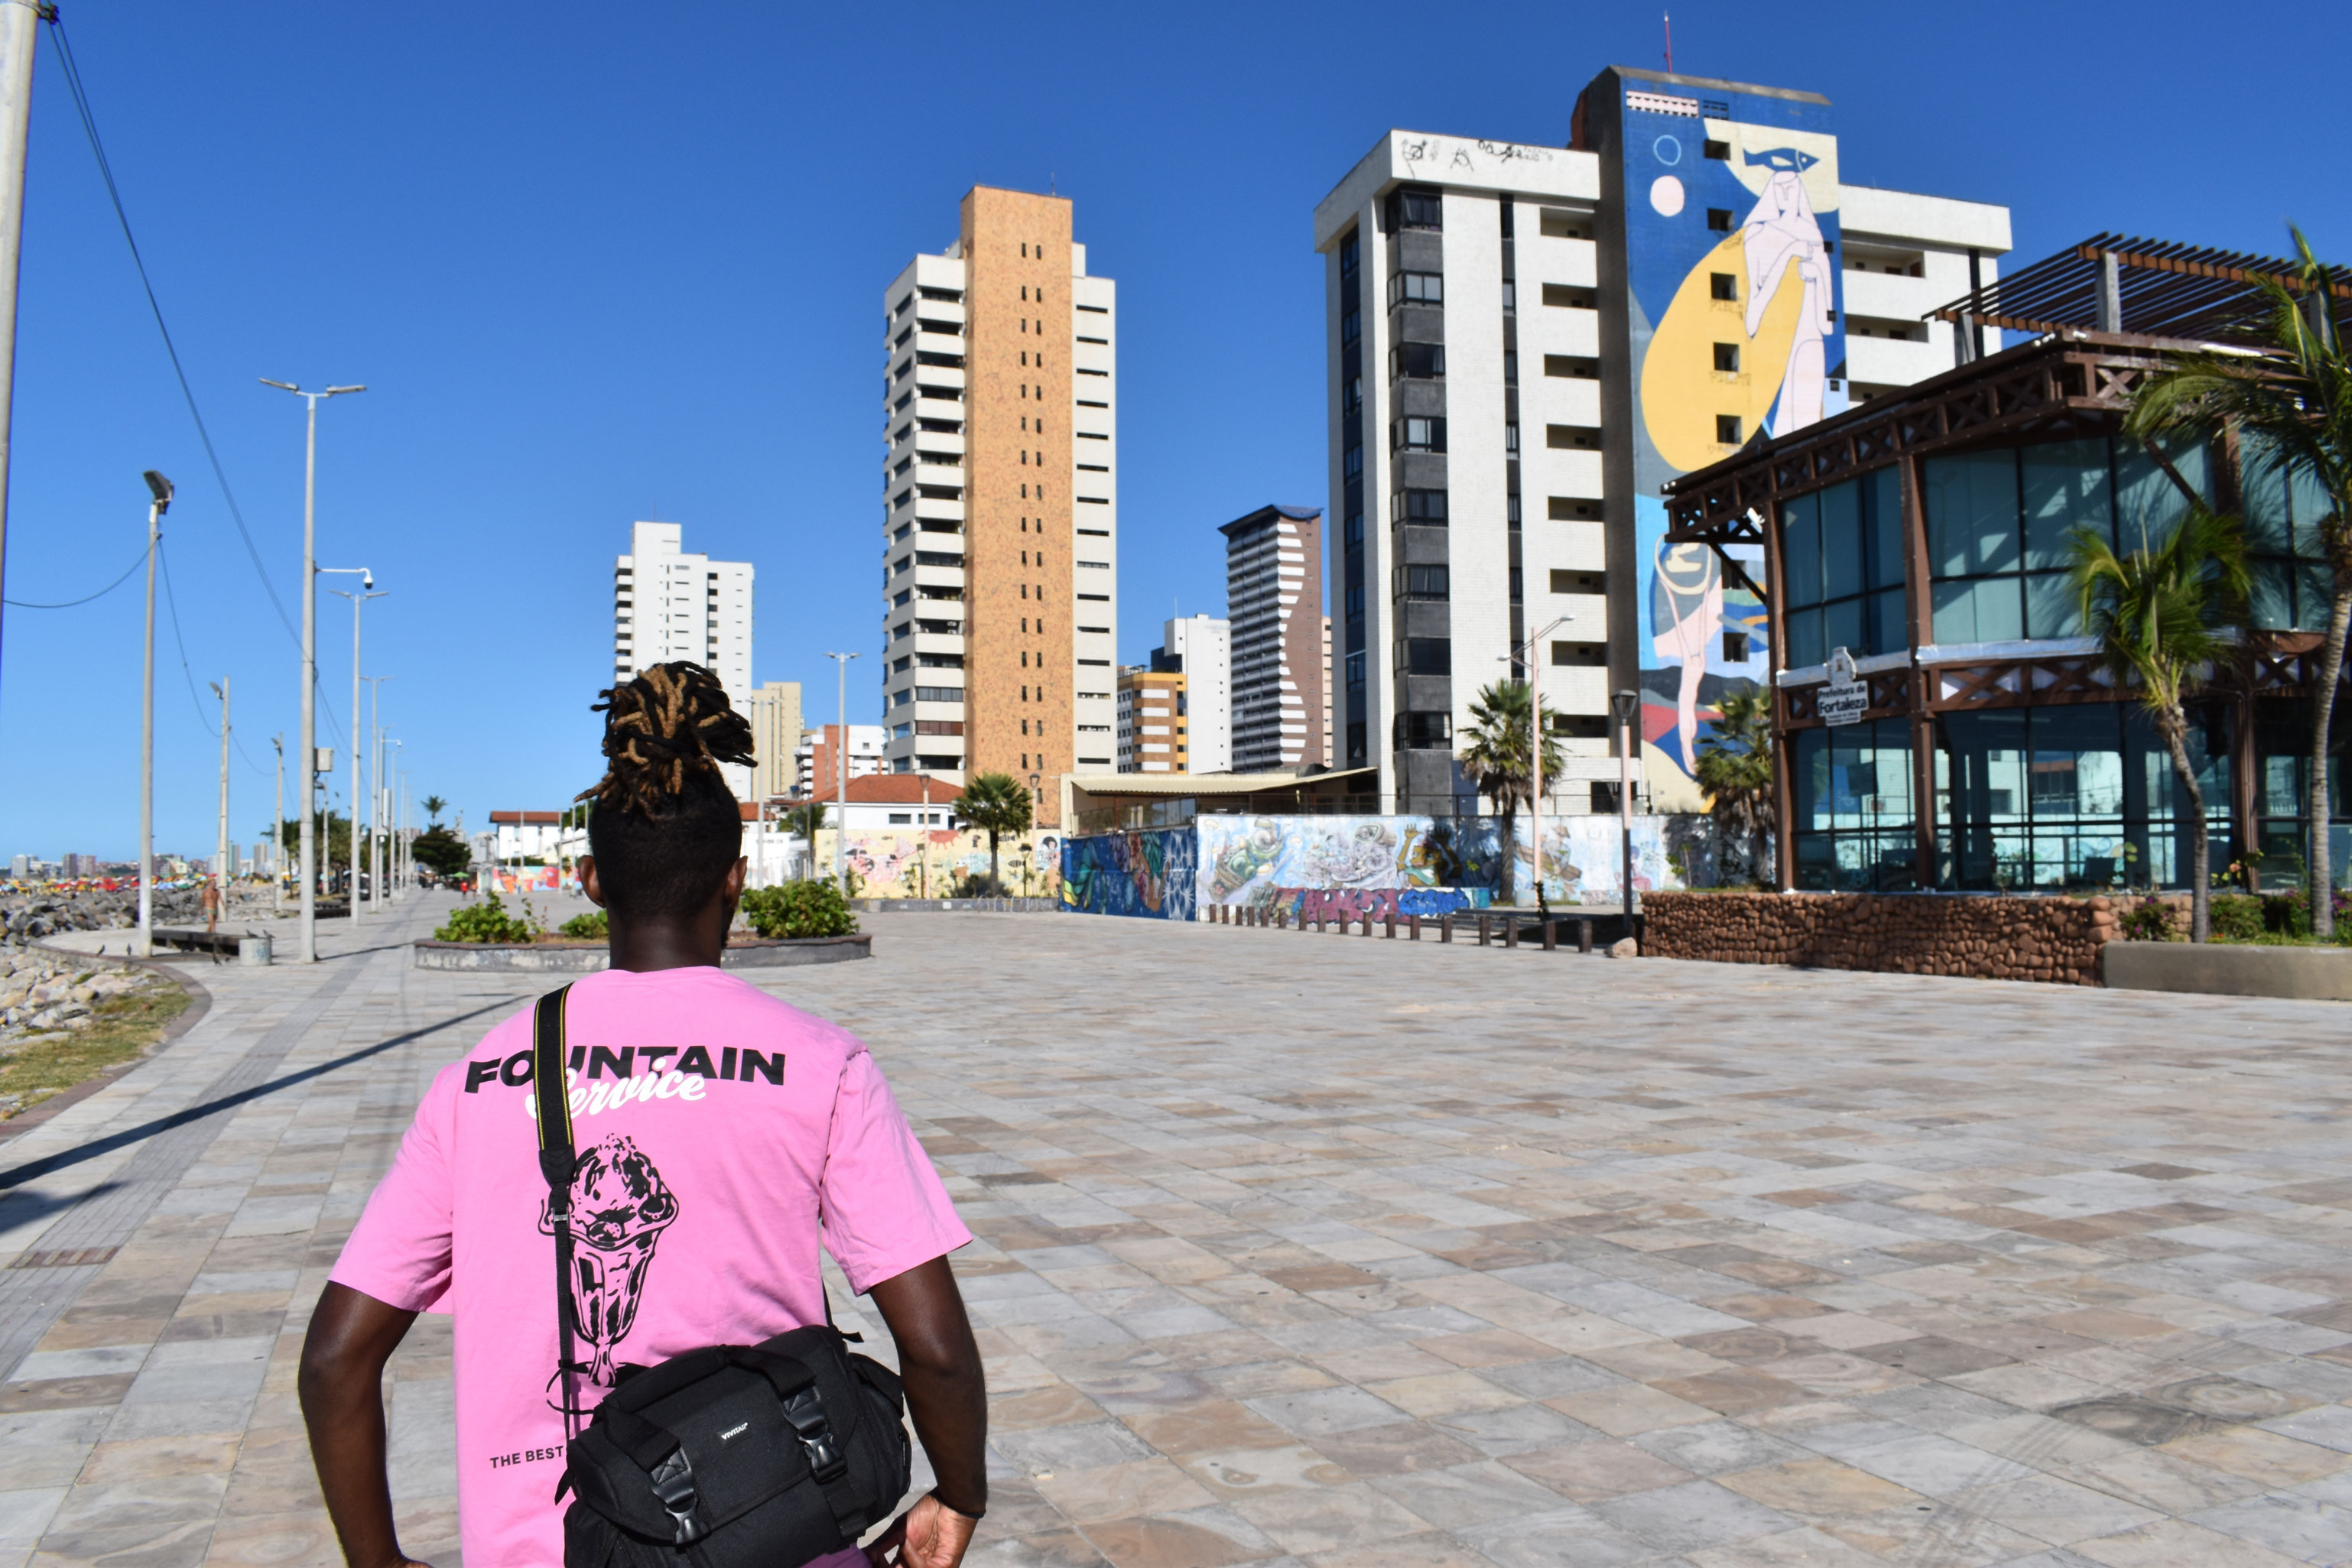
[1643,892,2119,986]
[0,944,182,1118]
[2,886,201,940]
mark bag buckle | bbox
[648,1449,704,1545]
[781,1386,848,1484]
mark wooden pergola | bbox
[1661,241,2344,890]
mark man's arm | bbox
[864,1256,986,1568]
[300,1281,427,1568]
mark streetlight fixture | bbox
[209,678,231,920]
[271,732,285,913]
[1505,615,1572,913]
[363,674,394,917]
[824,651,859,893]
[1611,688,1643,933]
[326,573,384,921]
[262,378,365,961]
[135,469,173,958]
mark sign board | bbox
[1818,648,1868,727]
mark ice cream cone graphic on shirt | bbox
[541,1134,680,1388]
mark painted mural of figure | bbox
[1741,148,1831,437]
[1651,538,1723,772]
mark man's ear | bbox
[580,856,608,908]
[723,857,749,900]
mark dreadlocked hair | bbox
[579,662,756,919]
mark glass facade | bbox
[1779,469,1904,667]
[1938,703,2230,891]
[2254,697,2350,890]
[1920,434,2210,644]
[1791,720,1916,891]
[2243,434,2337,634]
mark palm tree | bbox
[2124,226,2350,934]
[2068,505,2250,942]
[954,772,1033,896]
[423,795,447,827]
[780,803,828,877]
[1455,680,1563,906]
[1694,687,1774,885]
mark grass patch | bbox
[0,979,192,1120]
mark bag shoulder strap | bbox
[533,985,581,1439]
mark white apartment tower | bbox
[612,521,755,794]
[1160,615,1231,774]
[1221,505,1327,774]
[879,186,1117,823]
[1316,67,2009,814]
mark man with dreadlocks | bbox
[299,662,986,1568]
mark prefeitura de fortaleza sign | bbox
[1818,648,1868,726]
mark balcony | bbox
[1846,332,1944,389]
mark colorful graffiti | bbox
[1195,815,1511,910]
[1278,886,1485,923]
[795,828,1062,900]
[1060,826,1197,920]
[487,866,568,894]
[1624,81,1844,808]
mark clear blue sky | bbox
[1,0,2341,861]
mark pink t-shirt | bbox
[330,966,971,1568]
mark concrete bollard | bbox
[1361,914,1373,937]
[1504,917,1519,950]
[1385,911,1396,939]
[1578,920,1593,954]
[1409,914,1420,941]
[1477,914,1491,946]
[1441,915,1453,943]
[1541,918,1556,953]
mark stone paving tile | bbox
[8,907,2352,1566]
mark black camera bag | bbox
[531,986,911,1567]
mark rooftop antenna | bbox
[1663,14,1674,75]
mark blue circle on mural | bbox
[1654,135,1682,165]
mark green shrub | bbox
[2118,896,2177,941]
[434,893,538,944]
[739,881,858,940]
[2207,894,2265,943]
[560,909,609,940]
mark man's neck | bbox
[605,911,728,972]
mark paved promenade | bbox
[5,903,2352,1568]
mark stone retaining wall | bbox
[1642,892,2118,985]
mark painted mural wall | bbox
[1623,81,1844,811]
[806,828,1063,900]
[1059,827,1198,920]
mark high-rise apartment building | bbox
[1158,615,1231,774]
[1221,505,1327,774]
[613,521,755,796]
[1316,67,2009,813]
[795,725,886,797]
[747,681,803,802]
[1116,667,1185,773]
[880,186,1118,826]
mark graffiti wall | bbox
[1619,80,1843,811]
[801,828,1062,900]
[1060,826,1198,920]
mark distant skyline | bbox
[0,0,2340,856]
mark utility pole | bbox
[135,472,173,957]
[210,677,230,917]
[364,677,391,917]
[0,2,39,695]
[271,733,284,914]
[261,380,364,962]
[824,651,859,894]
[1613,689,1643,934]
[325,576,380,923]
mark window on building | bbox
[1550,569,1602,593]
[1501,280,1515,312]
[1396,638,1451,675]
[1344,512,1363,548]
[1396,711,1452,749]
[1341,309,1360,346]
[1345,650,1365,689]
[1340,233,1360,277]
[1389,342,1446,380]
[1541,283,1593,309]
[1343,376,1362,414]
[1546,424,1598,450]
[1710,273,1738,301]
[1538,211,1587,239]
[1544,355,1599,378]
[1392,417,1447,453]
[1549,640,1603,665]
[1716,414,1743,445]
[1703,138,1730,160]
[1713,342,1740,372]
[1590,781,1621,813]
[1392,489,1447,524]
[1386,187,1443,231]
[1723,630,1750,663]
[2243,431,2337,633]
[1388,271,1444,307]
[1505,423,1520,453]
[1707,209,1733,232]
[1395,563,1449,599]
[1780,466,1906,667]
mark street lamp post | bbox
[210,677,230,920]
[824,651,859,893]
[362,675,392,917]
[1611,688,1643,937]
[271,733,284,913]
[135,470,173,958]
[324,573,381,924]
[384,742,404,896]
[261,380,365,962]
[1506,615,1571,913]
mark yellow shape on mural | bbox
[1641,231,1802,475]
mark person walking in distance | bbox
[299,662,986,1568]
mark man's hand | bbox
[864,1495,979,1568]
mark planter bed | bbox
[414,935,870,972]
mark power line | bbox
[2,545,142,607]
[44,15,299,648]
